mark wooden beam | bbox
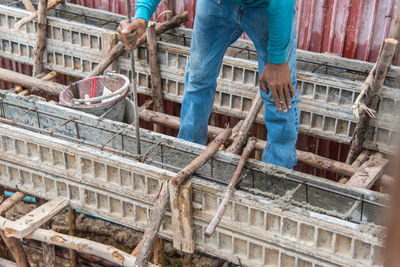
[5,197,69,239]
[15,0,64,31]
[152,237,164,266]
[32,0,48,76]
[86,12,188,78]
[0,68,65,96]
[135,129,232,267]
[169,181,194,253]
[346,154,389,189]
[346,38,398,164]
[68,208,77,267]
[147,22,165,133]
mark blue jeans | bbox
[178,0,299,169]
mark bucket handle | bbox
[72,72,130,104]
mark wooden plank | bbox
[346,155,389,189]
[169,181,195,253]
[5,197,69,238]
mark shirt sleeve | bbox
[134,0,162,22]
[266,0,295,64]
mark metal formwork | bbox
[0,120,384,267]
[0,3,399,154]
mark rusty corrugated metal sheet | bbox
[69,0,400,64]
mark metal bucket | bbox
[59,73,130,122]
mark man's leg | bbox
[240,5,299,169]
[178,0,243,145]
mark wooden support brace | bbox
[152,237,164,266]
[147,22,165,133]
[21,0,36,12]
[169,181,194,253]
[15,0,64,31]
[204,138,256,237]
[5,197,69,239]
[226,91,262,154]
[346,154,389,189]
[68,208,77,267]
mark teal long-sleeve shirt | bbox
[134,0,295,64]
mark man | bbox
[118,0,298,169]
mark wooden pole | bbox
[204,137,257,237]
[86,12,188,78]
[68,208,77,267]
[33,0,48,77]
[147,22,165,133]
[0,192,30,267]
[346,38,398,164]
[226,91,262,154]
[0,68,65,95]
[15,0,64,31]
[152,237,164,266]
[166,0,176,20]
[37,199,56,267]
[390,4,400,64]
[134,128,232,267]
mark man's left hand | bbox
[260,62,295,112]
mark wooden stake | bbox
[346,38,398,164]
[147,22,165,133]
[86,12,188,78]
[152,237,164,266]
[135,128,232,267]
[68,208,77,267]
[226,91,262,154]
[169,181,194,253]
[0,68,65,95]
[204,137,256,237]
[33,0,48,76]
[15,0,64,31]
[0,192,30,267]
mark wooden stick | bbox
[147,22,165,133]
[68,208,77,267]
[32,0,48,76]
[171,128,232,188]
[135,128,232,267]
[0,192,25,216]
[0,192,30,267]
[226,91,262,154]
[0,68,65,95]
[21,0,36,11]
[15,0,64,31]
[204,137,257,237]
[131,240,142,256]
[339,150,369,184]
[346,38,398,164]
[86,12,188,78]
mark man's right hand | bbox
[118,18,147,50]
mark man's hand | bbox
[117,18,147,50]
[260,62,295,112]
